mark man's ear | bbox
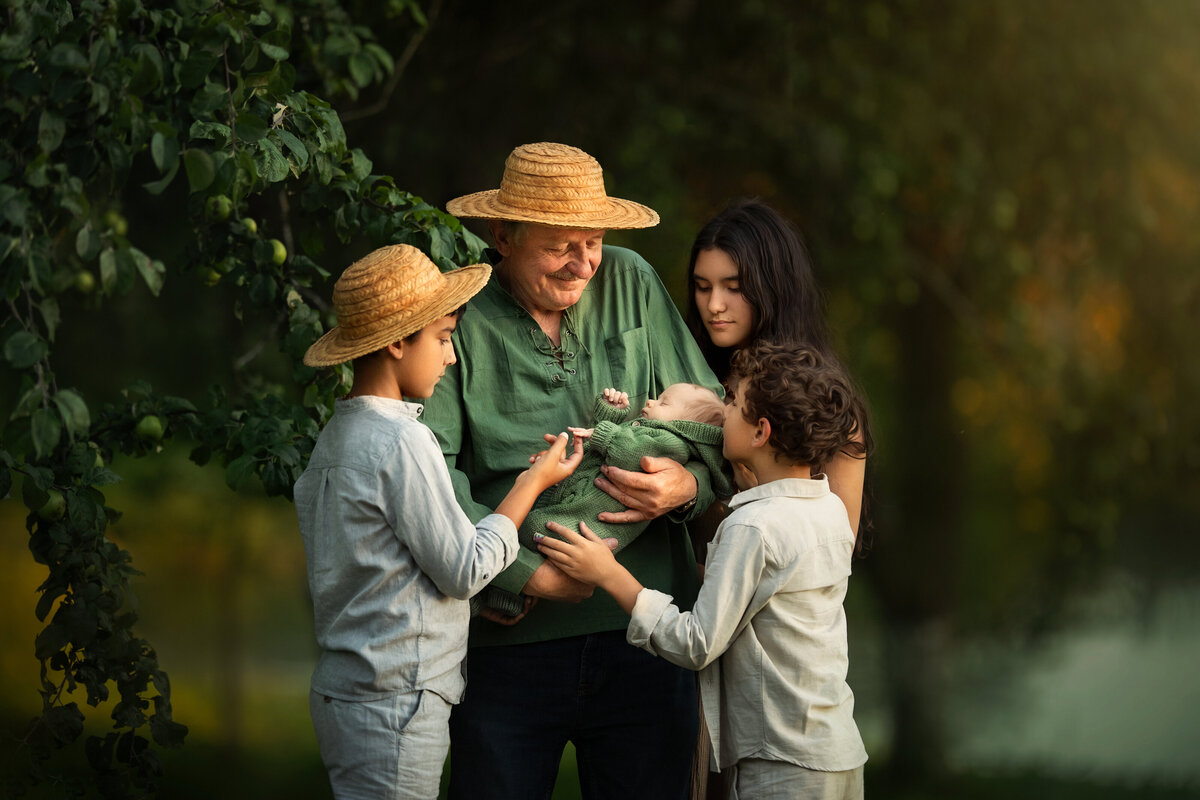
[489,220,512,257]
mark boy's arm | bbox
[385,427,518,601]
[536,519,771,671]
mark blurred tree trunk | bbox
[867,288,964,778]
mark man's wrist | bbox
[673,495,698,514]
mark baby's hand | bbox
[602,388,630,410]
[568,426,594,440]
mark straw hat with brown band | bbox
[303,244,491,367]
[446,142,660,230]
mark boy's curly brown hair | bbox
[727,341,867,470]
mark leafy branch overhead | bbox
[0,0,478,794]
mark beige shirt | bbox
[628,476,867,772]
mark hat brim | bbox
[303,263,491,367]
[447,190,659,230]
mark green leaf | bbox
[150,131,180,173]
[254,138,290,183]
[42,704,85,746]
[349,148,373,180]
[38,110,66,154]
[99,248,118,293]
[31,407,62,459]
[188,120,231,143]
[125,248,165,297]
[49,43,89,72]
[429,225,456,264]
[277,129,309,170]
[235,112,269,142]
[75,224,100,260]
[348,52,374,88]
[142,159,179,195]
[39,298,61,343]
[4,331,49,368]
[53,390,91,440]
[225,454,256,490]
[181,148,215,192]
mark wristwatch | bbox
[674,495,698,514]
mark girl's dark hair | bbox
[685,198,832,380]
[688,199,875,551]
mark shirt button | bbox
[553,375,562,382]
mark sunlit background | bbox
[3,2,1199,798]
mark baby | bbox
[476,383,733,617]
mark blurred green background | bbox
[3,1,1200,797]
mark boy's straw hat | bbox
[303,244,490,367]
[446,142,659,230]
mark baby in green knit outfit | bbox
[474,383,735,618]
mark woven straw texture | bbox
[303,244,490,367]
[446,142,659,229]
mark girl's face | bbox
[692,248,756,350]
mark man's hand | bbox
[594,456,697,524]
[521,560,596,603]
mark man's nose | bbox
[564,251,596,278]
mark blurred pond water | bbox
[944,578,1200,789]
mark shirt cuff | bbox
[489,545,540,595]
[627,588,675,654]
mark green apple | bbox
[135,414,164,441]
[241,217,258,234]
[200,267,222,286]
[74,270,96,294]
[38,490,66,521]
[205,194,233,221]
[103,209,129,237]
[269,238,287,265]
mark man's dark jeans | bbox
[448,629,698,800]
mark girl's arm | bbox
[826,442,865,534]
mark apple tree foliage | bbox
[0,0,480,794]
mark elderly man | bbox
[423,142,720,799]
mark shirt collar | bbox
[728,474,831,509]
[336,395,425,419]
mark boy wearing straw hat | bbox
[425,143,722,799]
[294,244,584,799]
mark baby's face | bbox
[640,384,705,421]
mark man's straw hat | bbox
[446,142,659,230]
[303,244,490,367]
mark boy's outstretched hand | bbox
[526,432,584,490]
[534,520,615,584]
[535,521,643,614]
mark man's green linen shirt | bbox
[422,245,720,646]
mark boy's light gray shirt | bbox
[628,476,867,772]
[294,396,517,702]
